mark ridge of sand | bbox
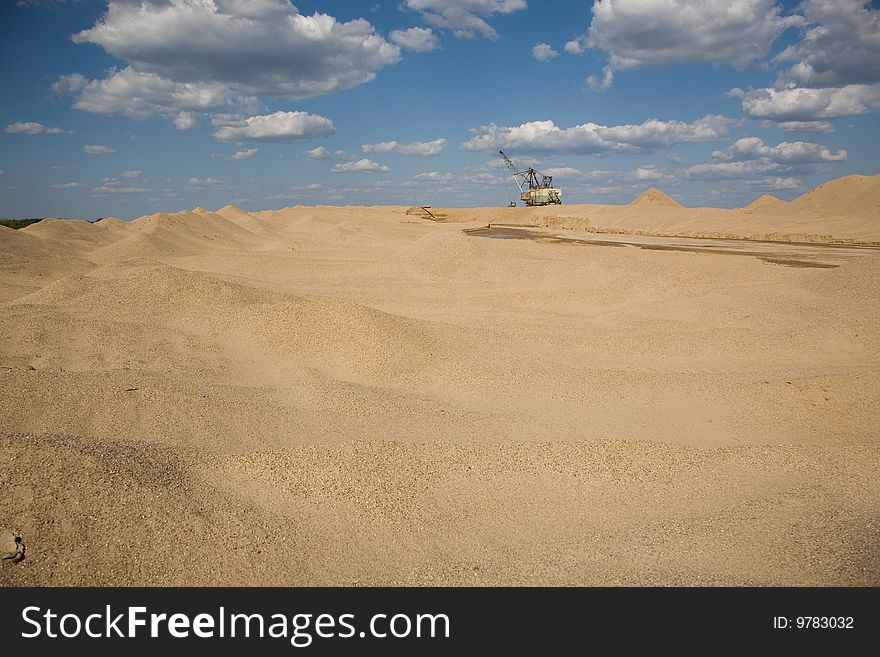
[744,194,787,210]
[787,173,880,219]
[2,172,879,586]
[630,188,683,207]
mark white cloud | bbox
[390,27,439,52]
[737,84,880,121]
[686,160,779,180]
[4,121,73,135]
[305,146,331,160]
[362,138,446,156]
[214,148,259,160]
[774,120,834,133]
[52,182,86,189]
[0,170,5,176]
[564,39,584,55]
[763,177,802,190]
[542,167,583,178]
[72,1,401,104]
[403,0,527,40]
[121,170,142,178]
[586,68,614,92]
[331,159,390,173]
[583,0,800,89]
[413,171,455,182]
[532,43,559,62]
[92,186,147,194]
[5,122,44,135]
[173,112,198,130]
[688,135,846,182]
[213,111,335,142]
[50,73,86,95]
[188,177,223,187]
[61,67,260,120]
[462,115,735,154]
[83,145,115,154]
[775,0,880,88]
[630,165,673,181]
[711,137,846,164]
[230,148,258,160]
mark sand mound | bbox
[0,225,94,300]
[89,210,274,261]
[631,188,683,207]
[789,173,880,219]
[745,194,787,211]
[15,264,281,319]
[21,217,131,254]
[214,204,252,222]
[3,176,880,586]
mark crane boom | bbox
[500,150,526,193]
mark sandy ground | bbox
[1,174,879,586]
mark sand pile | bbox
[744,194,787,211]
[433,173,880,244]
[1,172,879,586]
[630,188,683,207]
[787,173,880,219]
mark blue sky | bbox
[1,0,878,218]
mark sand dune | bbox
[744,194,787,211]
[630,187,683,207]
[1,173,879,585]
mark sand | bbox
[1,174,879,586]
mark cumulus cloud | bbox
[362,138,446,156]
[686,160,780,180]
[71,1,400,102]
[402,0,527,39]
[763,177,802,190]
[212,148,259,160]
[52,182,86,189]
[564,39,584,55]
[390,27,440,52]
[92,185,147,194]
[727,3,880,125]
[188,177,223,187]
[121,170,142,178]
[61,67,260,120]
[583,0,800,89]
[774,120,835,133]
[305,146,332,160]
[173,112,198,130]
[413,171,455,182]
[629,165,673,182]
[83,145,115,154]
[542,167,583,178]
[687,137,846,182]
[532,43,559,62]
[331,159,390,173]
[4,121,73,135]
[230,148,258,160]
[711,137,846,164]
[735,84,880,121]
[775,0,880,88]
[212,111,335,142]
[462,115,735,154]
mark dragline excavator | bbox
[499,150,563,207]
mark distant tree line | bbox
[0,217,45,229]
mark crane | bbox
[499,150,563,206]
